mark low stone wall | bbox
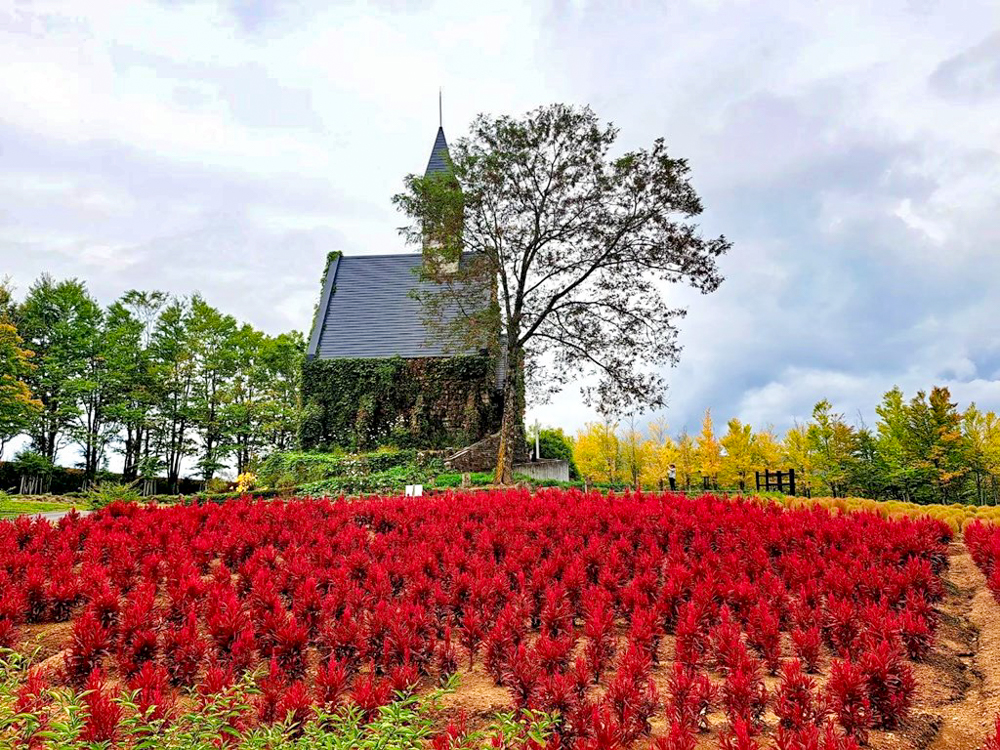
[513,459,570,483]
[445,433,501,473]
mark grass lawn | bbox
[0,497,82,518]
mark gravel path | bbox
[35,508,92,522]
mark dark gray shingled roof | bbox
[425,126,450,176]
[307,253,486,360]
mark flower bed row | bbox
[0,489,951,748]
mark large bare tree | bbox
[395,104,730,483]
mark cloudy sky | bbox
[2,0,999,442]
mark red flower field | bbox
[0,490,958,748]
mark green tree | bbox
[395,104,729,483]
[536,427,580,480]
[107,291,168,481]
[904,387,968,503]
[67,303,119,480]
[17,276,102,462]
[189,296,239,481]
[874,387,918,500]
[151,299,196,493]
[0,277,15,323]
[965,405,1000,505]
[806,400,857,497]
[258,331,305,455]
[849,427,891,500]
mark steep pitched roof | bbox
[307,253,486,360]
[425,126,451,176]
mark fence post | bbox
[789,469,796,496]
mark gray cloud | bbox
[3,0,999,442]
[929,32,1000,102]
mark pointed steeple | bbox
[424,126,451,176]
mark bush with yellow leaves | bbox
[236,472,258,493]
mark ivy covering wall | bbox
[299,355,502,451]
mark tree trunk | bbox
[494,344,524,485]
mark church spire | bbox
[425,90,451,176]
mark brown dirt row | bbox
[919,541,1000,750]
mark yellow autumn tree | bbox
[619,418,653,489]
[574,420,622,485]
[782,423,816,495]
[642,417,676,490]
[720,418,756,492]
[0,321,42,455]
[674,431,698,491]
[964,406,1000,505]
[754,426,782,469]
[695,409,722,489]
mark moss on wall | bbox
[299,355,502,451]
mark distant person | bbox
[668,464,677,492]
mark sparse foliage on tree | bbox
[395,104,729,482]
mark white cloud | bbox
[1,0,999,444]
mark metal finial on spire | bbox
[439,87,442,128]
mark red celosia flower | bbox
[64,610,111,686]
[826,659,872,744]
[80,669,121,745]
[129,662,175,724]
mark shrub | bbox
[652,720,697,750]
[350,673,393,722]
[721,647,768,733]
[774,660,824,731]
[315,657,350,708]
[64,610,111,686]
[162,610,206,687]
[80,669,121,745]
[791,625,823,673]
[858,638,915,729]
[666,663,716,732]
[718,718,762,750]
[85,480,143,509]
[826,659,872,744]
[129,662,174,725]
